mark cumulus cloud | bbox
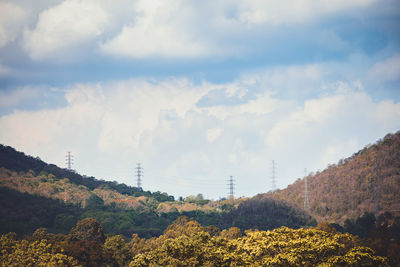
[1,68,399,198]
[266,88,400,172]
[100,0,213,58]
[0,2,27,48]
[23,0,109,61]
[99,0,378,58]
[0,0,378,60]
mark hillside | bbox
[0,144,174,202]
[0,166,239,213]
[269,131,400,223]
[0,144,315,238]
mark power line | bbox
[65,152,73,170]
[304,168,310,210]
[135,163,143,189]
[227,176,235,200]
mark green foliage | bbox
[0,186,80,236]
[54,213,77,232]
[85,194,105,210]
[220,203,234,212]
[220,195,316,231]
[184,194,210,205]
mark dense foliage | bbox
[0,233,81,266]
[0,144,315,238]
[0,186,80,235]
[0,217,388,266]
[0,185,315,239]
[222,194,316,230]
[270,131,400,223]
[332,212,400,266]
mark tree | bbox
[0,235,80,266]
[85,194,104,210]
[103,235,131,266]
[128,220,388,266]
[68,218,105,243]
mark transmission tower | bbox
[135,163,143,189]
[271,160,276,191]
[65,152,73,170]
[304,168,310,210]
[227,176,235,200]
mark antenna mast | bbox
[135,163,143,189]
[65,152,73,170]
[304,168,310,210]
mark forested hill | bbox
[269,131,400,223]
[0,144,174,202]
[0,144,316,238]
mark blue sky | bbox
[0,0,400,199]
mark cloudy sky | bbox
[0,0,399,199]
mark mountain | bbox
[269,131,400,223]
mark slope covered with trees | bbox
[0,144,315,238]
[0,144,174,202]
[270,131,400,223]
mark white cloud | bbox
[0,2,27,48]
[0,67,399,198]
[320,138,359,167]
[233,0,376,25]
[368,53,400,82]
[266,88,400,173]
[23,0,109,60]
[206,127,222,142]
[100,0,212,58]
[2,0,378,60]
[65,83,105,104]
[100,0,378,58]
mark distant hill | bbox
[0,144,315,237]
[0,144,174,202]
[269,131,400,223]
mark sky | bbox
[0,0,400,200]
